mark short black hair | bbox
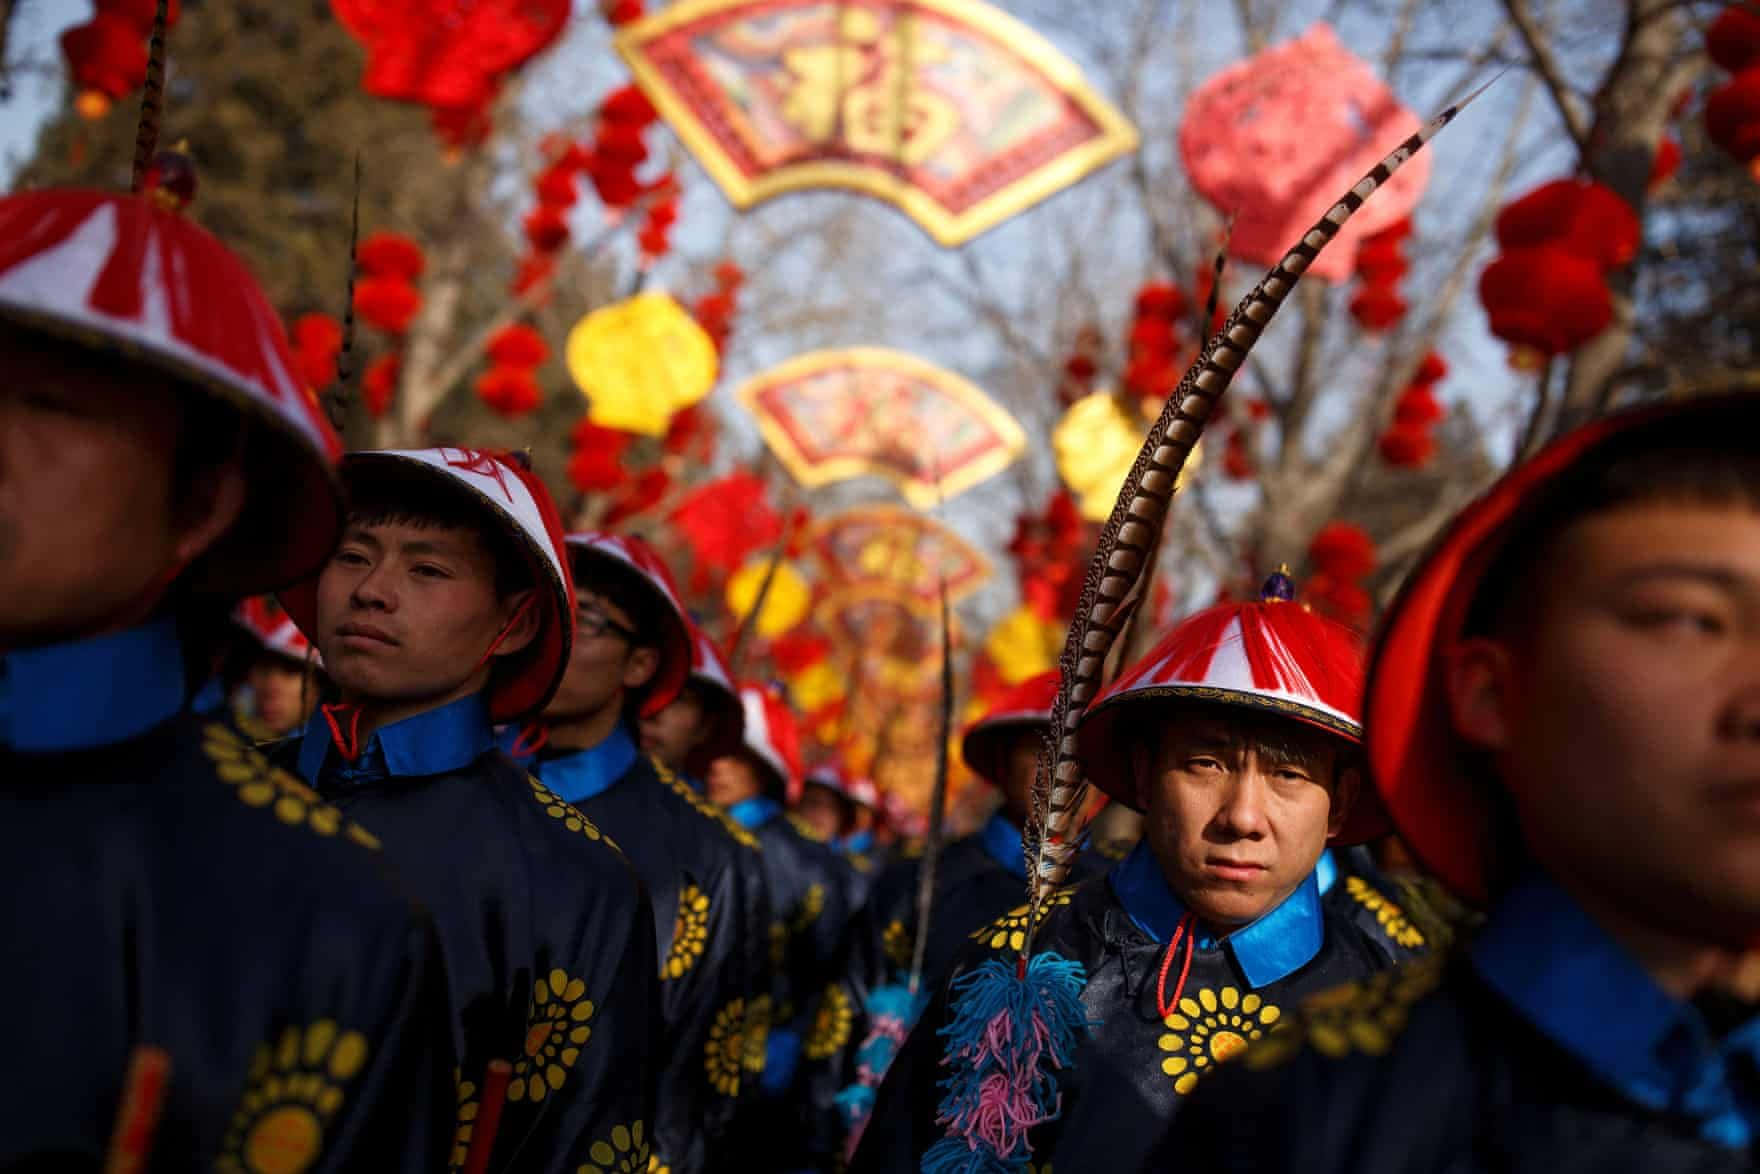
[343,459,535,600]
[1467,399,1760,638]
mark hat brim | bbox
[568,545,692,718]
[959,712,1045,790]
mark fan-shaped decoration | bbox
[612,0,1138,246]
[1179,24,1431,282]
[1052,391,1199,522]
[809,505,991,605]
[817,584,941,663]
[567,291,720,436]
[736,347,1024,508]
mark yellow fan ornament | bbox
[567,291,718,437]
[726,558,811,639]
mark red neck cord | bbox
[1155,911,1199,1020]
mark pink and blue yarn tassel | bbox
[920,952,1093,1173]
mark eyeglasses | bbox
[577,606,639,643]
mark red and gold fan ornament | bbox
[564,531,694,716]
[1076,573,1380,844]
[960,670,1057,788]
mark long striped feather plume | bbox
[1023,85,1489,934]
[129,0,170,194]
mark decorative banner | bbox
[736,347,1025,508]
[613,0,1139,246]
[809,505,991,605]
[1179,23,1429,282]
[567,291,719,436]
[817,583,942,665]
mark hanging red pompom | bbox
[362,353,401,418]
[1221,430,1253,479]
[663,402,711,457]
[1495,179,1641,271]
[1133,281,1188,321]
[535,164,579,209]
[1349,282,1407,331]
[603,468,672,527]
[1128,315,1179,354]
[1353,235,1408,284]
[1392,384,1445,427]
[291,313,344,390]
[637,223,672,259]
[714,260,745,289]
[567,419,635,492]
[96,0,183,34]
[600,84,658,127]
[1411,350,1448,386]
[487,322,548,369]
[1064,353,1097,383]
[475,365,543,417]
[594,122,650,165]
[1308,521,1377,582]
[589,164,643,209]
[1648,137,1682,190]
[1708,5,1760,73]
[1123,354,1179,401]
[61,15,148,114]
[1479,245,1613,357]
[511,254,556,297]
[523,205,570,254]
[1378,420,1437,469]
[669,471,779,572]
[1706,68,1760,163]
[1306,574,1372,630]
[353,276,422,334]
[356,231,426,281]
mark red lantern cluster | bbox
[1348,218,1411,333]
[1306,521,1377,629]
[567,418,636,494]
[60,0,180,120]
[332,0,570,151]
[475,322,548,418]
[1008,489,1089,621]
[670,471,783,582]
[1122,281,1191,410]
[637,175,681,263]
[354,230,425,336]
[693,260,744,355]
[1706,6,1760,173]
[1377,349,1448,470]
[289,313,343,395]
[363,353,401,419]
[1478,179,1638,364]
[662,402,716,464]
[603,468,674,528]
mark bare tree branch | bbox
[1501,0,1593,151]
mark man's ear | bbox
[1445,637,1515,752]
[622,645,660,691]
[489,589,541,659]
[1327,766,1361,839]
[171,461,247,567]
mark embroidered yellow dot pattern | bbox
[804,983,853,1061]
[1345,875,1426,949]
[651,757,759,852]
[216,1020,369,1174]
[742,995,772,1075]
[704,998,745,1096]
[509,968,596,1104]
[526,775,609,844]
[664,885,711,981]
[1243,955,1447,1071]
[1157,986,1282,1095]
[449,1072,478,1172]
[787,812,829,844]
[882,919,913,970]
[202,724,379,851]
[576,1120,652,1173]
[972,889,1076,952]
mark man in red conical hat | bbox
[273,449,659,1173]
[639,621,746,783]
[230,594,323,739]
[852,575,1418,1174]
[1156,393,1760,1172]
[0,174,456,1165]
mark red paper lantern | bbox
[486,322,548,369]
[1411,350,1448,386]
[353,276,421,334]
[1306,573,1372,630]
[60,15,148,116]
[663,402,712,458]
[1478,245,1613,357]
[356,231,425,281]
[1063,353,1097,383]
[1495,179,1641,271]
[535,164,579,209]
[1349,282,1407,331]
[1648,137,1682,190]
[600,84,659,127]
[1377,420,1436,469]
[601,0,644,25]
[523,205,570,254]
[595,123,650,165]
[362,353,401,418]
[1708,5,1760,73]
[291,312,344,390]
[1134,281,1187,321]
[475,365,542,417]
[603,468,672,527]
[511,255,555,297]
[1308,521,1376,582]
[1354,235,1408,284]
[1128,315,1178,354]
[713,260,745,289]
[567,419,635,493]
[1392,384,1445,427]
[1222,430,1253,479]
[1707,68,1760,163]
[97,0,183,34]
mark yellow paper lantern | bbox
[566,291,719,436]
[1053,391,1200,522]
[726,558,811,639]
[983,603,1063,685]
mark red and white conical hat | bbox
[961,669,1058,788]
[1078,574,1378,840]
[0,187,343,595]
[233,595,317,664]
[804,761,880,810]
[681,622,745,774]
[281,448,575,722]
[738,684,804,804]
[563,532,692,717]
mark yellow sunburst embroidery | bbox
[882,919,913,970]
[647,1157,671,1174]
[742,995,772,1074]
[705,998,745,1096]
[509,968,595,1104]
[1245,955,1447,1069]
[973,889,1076,952]
[652,756,759,852]
[793,883,826,932]
[449,1071,478,1171]
[216,1020,369,1174]
[804,983,853,1060]
[1345,876,1426,949]
[202,724,379,851]
[526,776,607,843]
[664,886,711,981]
[1157,986,1281,1095]
[576,1120,652,1173]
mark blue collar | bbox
[296,691,494,787]
[841,828,877,856]
[1315,848,1338,895]
[1,616,186,752]
[979,812,1027,879]
[532,724,640,806]
[1474,869,1760,1147]
[1109,840,1325,989]
[729,795,782,829]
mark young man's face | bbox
[706,753,764,807]
[1140,715,1347,929]
[998,730,1041,827]
[1451,502,1760,946]
[796,783,848,842]
[246,655,311,736]
[316,518,532,712]
[543,586,657,723]
[0,343,242,646]
[638,685,707,768]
